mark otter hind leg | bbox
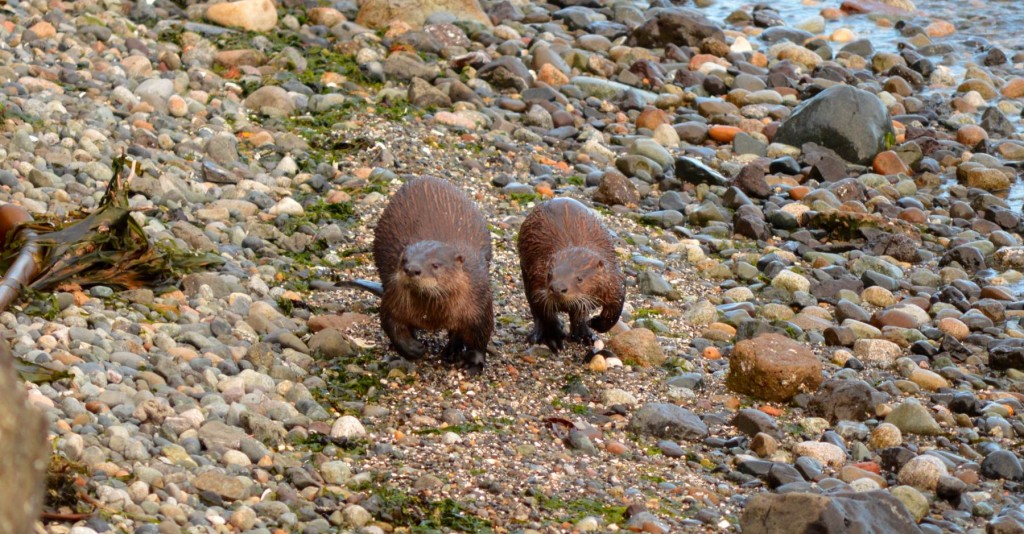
[441,334,465,365]
[461,349,486,376]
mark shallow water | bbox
[691,1,1024,292]
[692,0,1024,83]
[694,1,1024,208]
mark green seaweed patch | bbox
[311,350,382,407]
[368,487,495,533]
[22,292,61,320]
[374,98,425,122]
[278,197,357,236]
[633,308,663,319]
[530,489,628,526]
[569,403,591,415]
[508,191,541,204]
[293,430,368,455]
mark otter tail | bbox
[339,279,384,297]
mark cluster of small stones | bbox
[2,0,1023,532]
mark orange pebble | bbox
[789,186,810,200]
[852,461,882,474]
[703,346,722,360]
[759,405,783,417]
[709,125,742,143]
[606,441,629,455]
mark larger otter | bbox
[517,197,625,353]
[372,176,494,373]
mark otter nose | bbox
[404,263,422,277]
[550,281,568,295]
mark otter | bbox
[516,197,625,354]
[371,176,494,373]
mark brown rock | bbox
[307,7,346,27]
[214,49,268,68]
[636,108,670,131]
[243,85,295,115]
[926,20,955,37]
[607,328,666,368]
[726,333,823,402]
[356,0,492,30]
[897,207,926,223]
[957,79,998,100]
[873,150,910,175]
[997,141,1024,161]
[956,125,988,147]
[839,465,888,488]
[936,317,968,340]
[0,341,48,533]
[751,432,779,457]
[206,0,278,32]
[536,63,569,87]
[192,471,249,501]
[593,171,640,207]
[168,95,188,118]
[1002,78,1024,99]
[958,164,1010,192]
[871,309,921,329]
[980,286,1014,301]
[308,313,372,332]
[27,21,56,39]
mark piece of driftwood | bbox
[0,340,47,533]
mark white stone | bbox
[331,415,367,439]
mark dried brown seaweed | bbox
[0,154,225,313]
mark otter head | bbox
[545,247,606,309]
[397,241,463,295]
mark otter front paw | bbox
[394,337,427,360]
[569,323,597,344]
[528,325,566,353]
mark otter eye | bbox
[576,275,584,283]
[431,262,440,269]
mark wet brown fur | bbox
[373,176,494,372]
[516,197,625,353]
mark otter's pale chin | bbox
[406,276,440,293]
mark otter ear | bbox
[597,259,605,270]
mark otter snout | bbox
[550,281,569,295]
[403,262,423,277]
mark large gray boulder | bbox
[741,490,923,534]
[774,85,895,165]
[628,403,708,440]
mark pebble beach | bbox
[2,0,1023,532]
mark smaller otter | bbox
[372,176,494,374]
[517,197,625,354]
